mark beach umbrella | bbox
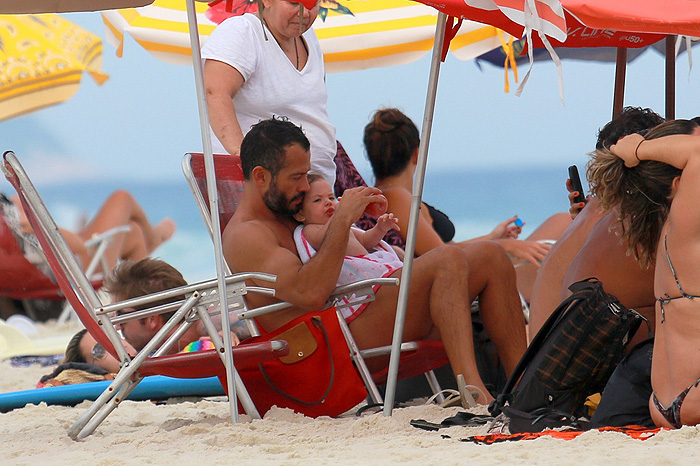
[101,0,508,72]
[0,0,152,14]
[102,0,562,418]
[379,0,700,416]
[0,14,108,121]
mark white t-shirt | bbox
[202,14,337,185]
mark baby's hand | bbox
[376,213,400,233]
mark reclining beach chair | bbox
[0,197,129,323]
[182,152,449,405]
[2,151,291,439]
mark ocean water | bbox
[7,166,576,283]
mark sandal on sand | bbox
[410,412,495,431]
[425,374,486,408]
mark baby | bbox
[293,175,403,322]
[294,174,399,254]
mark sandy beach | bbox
[2,329,700,466]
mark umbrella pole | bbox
[382,12,448,417]
[613,47,627,119]
[184,0,258,423]
[665,36,676,120]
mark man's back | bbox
[564,213,655,308]
[530,204,655,341]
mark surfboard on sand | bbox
[0,376,225,412]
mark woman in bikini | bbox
[588,118,700,428]
[362,108,572,304]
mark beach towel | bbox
[461,425,664,444]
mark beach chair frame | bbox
[2,151,291,439]
[182,152,449,404]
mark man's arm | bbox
[226,187,381,311]
[203,60,246,156]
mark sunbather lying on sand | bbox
[4,189,175,273]
[103,258,248,354]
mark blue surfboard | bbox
[0,376,225,412]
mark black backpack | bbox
[489,278,647,433]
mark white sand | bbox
[2,332,700,465]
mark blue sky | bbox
[1,12,700,188]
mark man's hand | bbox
[335,186,384,226]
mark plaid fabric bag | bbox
[489,278,646,433]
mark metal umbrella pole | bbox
[184,0,258,423]
[383,11,449,417]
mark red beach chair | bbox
[3,151,290,439]
[182,152,450,405]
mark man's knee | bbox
[464,240,513,270]
[431,244,470,274]
[413,245,470,285]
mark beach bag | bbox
[489,278,646,433]
[236,305,367,418]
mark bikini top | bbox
[657,233,700,323]
[424,202,456,243]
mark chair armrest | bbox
[329,277,399,301]
[236,277,399,321]
[83,225,132,248]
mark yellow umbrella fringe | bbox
[497,31,519,93]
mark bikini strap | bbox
[664,234,687,297]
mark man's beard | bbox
[263,179,304,220]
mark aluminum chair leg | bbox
[72,379,141,440]
[424,370,445,404]
[68,369,142,439]
[196,305,260,419]
[335,310,383,404]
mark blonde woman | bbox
[588,118,700,428]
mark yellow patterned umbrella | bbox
[0,14,108,121]
[102,0,506,72]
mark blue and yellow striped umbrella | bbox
[101,0,507,72]
[0,13,108,121]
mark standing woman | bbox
[589,119,700,428]
[202,0,337,185]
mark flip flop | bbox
[410,412,495,431]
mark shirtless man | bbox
[527,107,664,428]
[528,107,664,337]
[222,117,527,403]
[105,258,245,354]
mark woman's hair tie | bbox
[635,139,644,162]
